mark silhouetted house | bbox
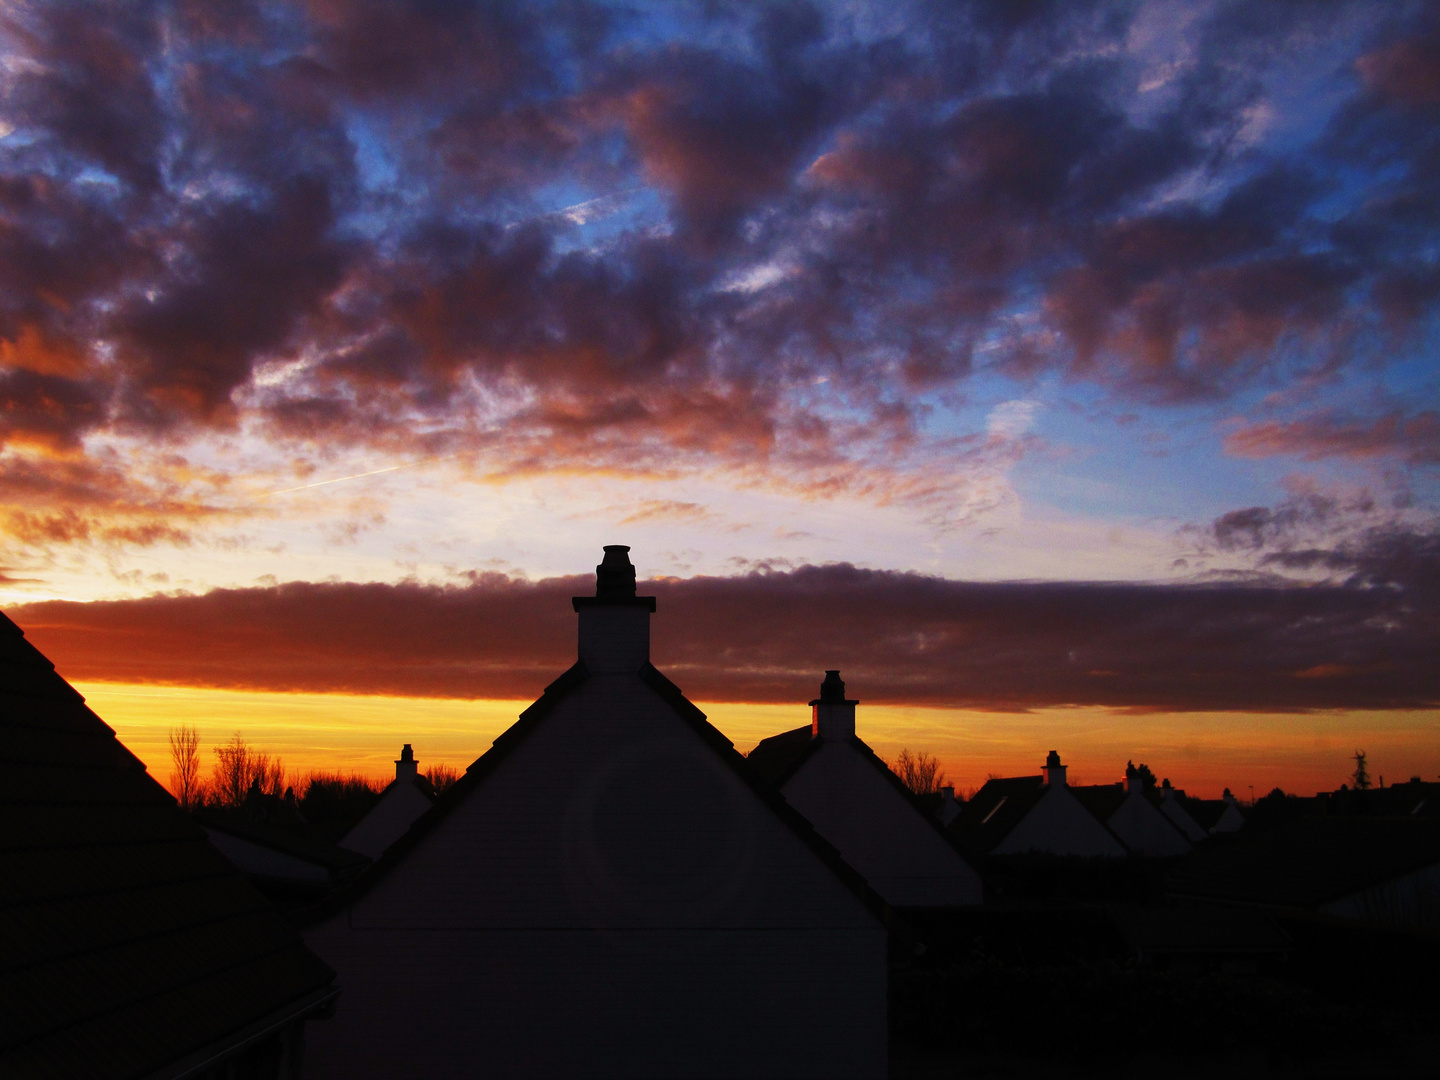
[339,744,436,859]
[748,671,982,907]
[1154,778,1209,842]
[950,751,1127,858]
[1322,777,1440,817]
[300,548,889,1080]
[1070,764,1191,857]
[203,819,370,907]
[1181,788,1246,835]
[1167,817,1440,934]
[937,785,962,826]
[0,611,336,1078]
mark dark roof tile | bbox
[948,775,1047,855]
[0,609,335,1078]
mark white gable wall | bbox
[304,673,887,1079]
[1211,801,1245,834]
[781,740,982,906]
[994,784,1127,858]
[1105,791,1191,856]
[339,781,434,860]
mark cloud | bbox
[615,500,716,525]
[1224,410,1440,466]
[11,547,1436,711]
[1,0,1437,551]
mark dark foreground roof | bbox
[1167,816,1440,909]
[297,662,892,929]
[0,611,335,1079]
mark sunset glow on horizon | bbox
[81,680,1440,802]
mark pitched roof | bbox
[1069,783,1129,823]
[749,724,980,863]
[746,724,819,786]
[1177,796,1242,831]
[1166,816,1440,908]
[296,661,892,928]
[200,818,372,878]
[948,776,1048,856]
[0,611,335,1079]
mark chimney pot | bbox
[595,545,638,598]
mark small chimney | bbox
[1124,761,1143,795]
[810,670,857,741]
[1223,787,1237,804]
[395,744,418,783]
[571,546,657,674]
[1042,750,1067,788]
[1160,777,1175,800]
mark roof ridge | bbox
[295,660,894,931]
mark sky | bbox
[1,0,1437,796]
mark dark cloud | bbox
[114,176,348,429]
[1225,410,1440,465]
[11,550,1437,710]
[0,1,1437,520]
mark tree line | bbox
[167,724,459,813]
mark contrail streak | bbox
[262,456,457,497]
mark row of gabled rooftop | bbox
[3,545,1435,1080]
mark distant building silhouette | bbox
[748,670,982,906]
[202,817,370,908]
[1167,816,1440,934]
[1070,764,1191,857]
[339,743,436,859]
[299,547,889,1079]
[1182,788,1247,835]
[0,611,335,1077]
[951,751,1128,858]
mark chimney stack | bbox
[1042,750,1067,788]
[572,546,656,674]
[395,744,418,783]
[1124,761,1143,795]
[810,670,857,741]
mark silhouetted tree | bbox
[168,724,203,811]
[300,771,384,839]
[425,762,460,796]
[893,748,947,795]
[211,733,285,809]
[1353,750,1372,790]
[1132,762,1157,790]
